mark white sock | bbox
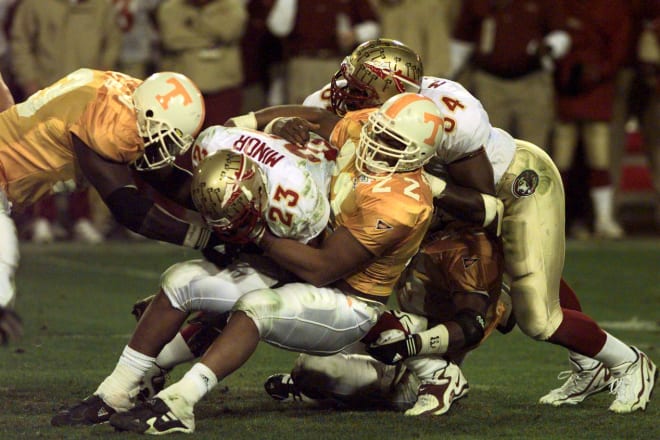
[403,356,449,382]
[568,351,600,371]
[155,332,196,370]
[95,346,156,411]
[590,185,615,224]
[160,363,218,406]
[592,333,636,368]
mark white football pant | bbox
[0,190,18,307]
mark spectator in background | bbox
[450,0,571,148]
[240,0,282,113]
[636,7,660,229]
[551,0,632,239]
[267,0,380,105]
[10,0,123,244]
[155,0,247,128]
[371,0,460,78]
[0,0,15,87]
[113,0,162,80]
[609,1,660,229]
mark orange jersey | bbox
[398,222,504,324]
[0,68,143,208]
[329,108,434,298]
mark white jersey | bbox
[191,126,337,243]
[306,76,516,185]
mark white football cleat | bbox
[32,218,55,244]
[593,219,625,240]
[404,362,468,416]
[539,359,614,406]
[73,219,105,244]
[608,347,657,413]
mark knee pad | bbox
[160,259,215,312]
[233,288,282,335]
[514,308,562,341]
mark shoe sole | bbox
[428,389,469,416]
[542,381,614,407]
[405,386,469,416]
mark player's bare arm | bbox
[226,105,341,144]
[0,73,14,112]
[73,135,211,248]
[136,163,195,210]
[430,149,502,235]
[258,226,374,287]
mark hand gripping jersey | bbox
[328,109,434,298]
[190,126,337,243]
[0,69,143,208]
[306,76,517,186]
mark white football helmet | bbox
[132,72,205,170]
[356,93,443,178]
[190,150,267,243]
[330,38,423,116]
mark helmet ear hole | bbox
[145,110,154,118]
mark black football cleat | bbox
[51,395,116,426]
[109,397,194,434]
[264,373,304,402]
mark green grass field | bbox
[1,239,658,439]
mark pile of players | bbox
[0,39,655,436]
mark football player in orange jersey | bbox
[230,39,657,415]
[0,68,228,345]
[262,220,509,416]
[55,92,438,435]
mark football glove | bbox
[201,241,242,269]
[0,306,23,345]
[131,294,155,322]
[366,331,422,365]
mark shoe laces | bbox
[609,376,632,401]
[554,369,593,393]
[608,362,637,402]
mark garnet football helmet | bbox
[356,93,442,178]
[191,150,267,243]
[330,39,423,116]
[132,72,205,170]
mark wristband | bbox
[263,117,285,134]
[183,223,213,249]
[227,112,258,129]
[416,324,450,355]
[424,172,447,198]
[481,193,503,235]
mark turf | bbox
[1,239,658,439]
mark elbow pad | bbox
[104,186,154,233]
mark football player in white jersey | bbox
[51,124,339,427]
[263,220,510,416]
[228,39,657,415]
[101,92,437,434]
[0,72,20,345]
